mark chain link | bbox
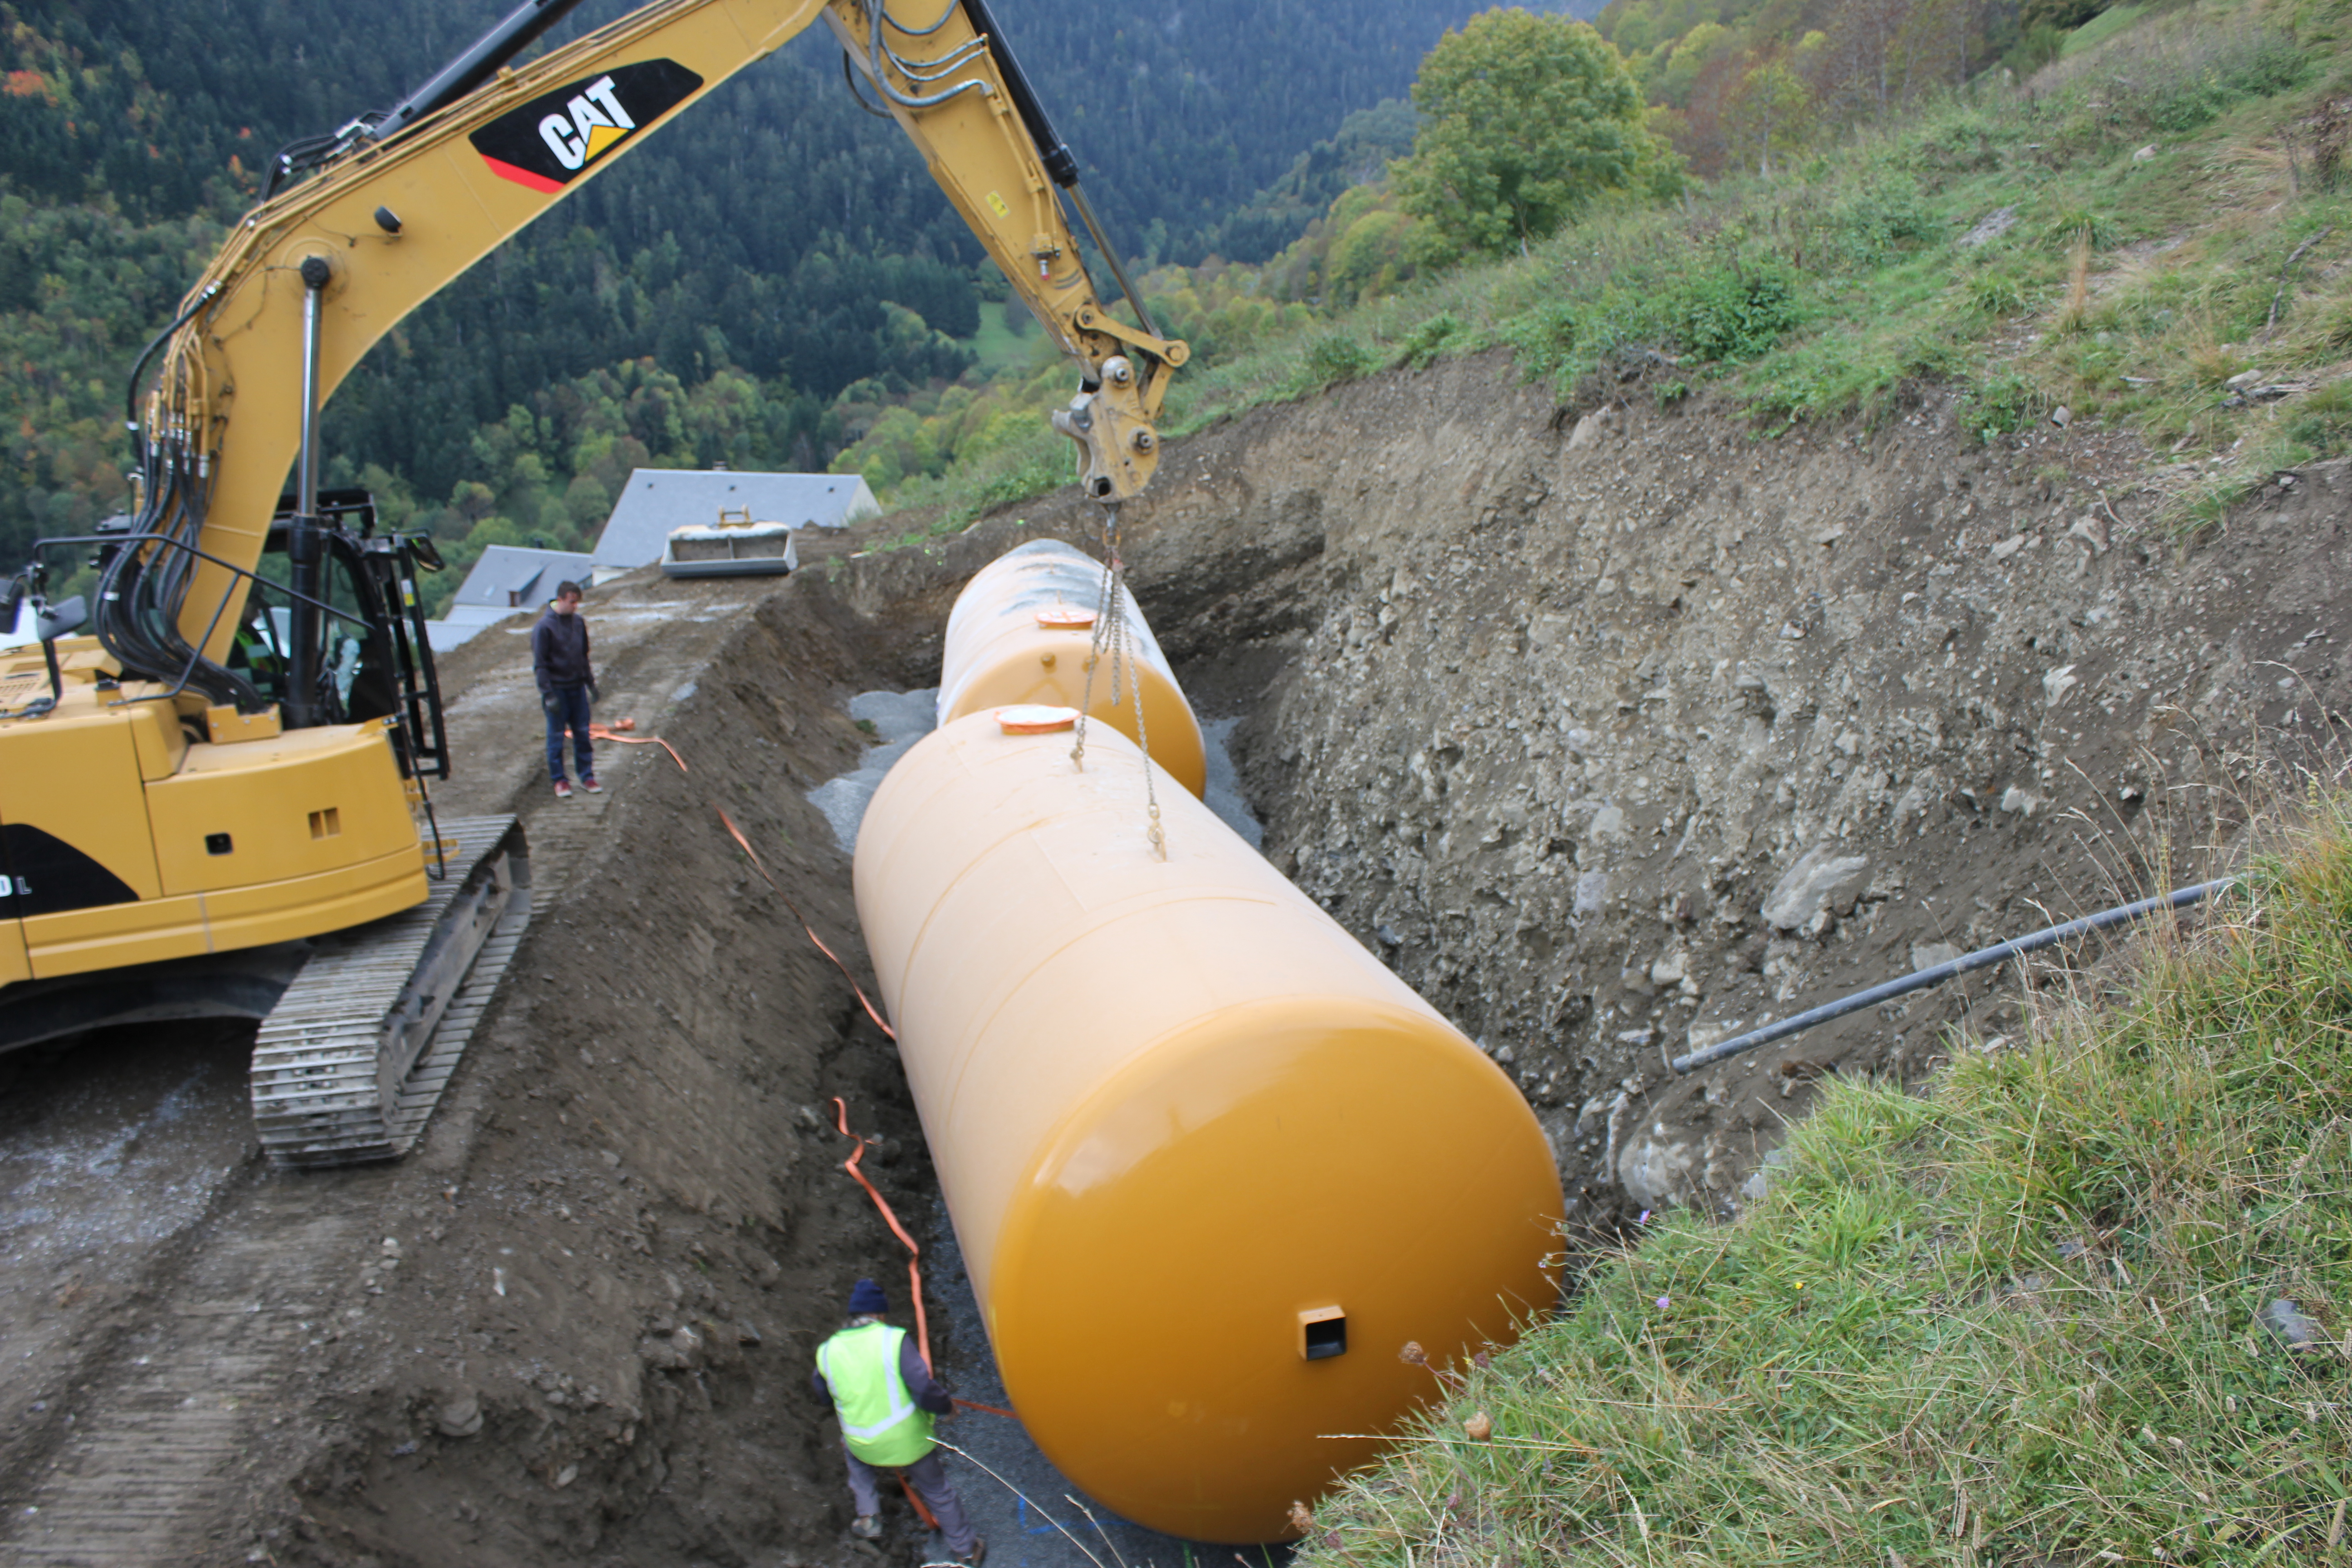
[1069,506,1118,774]
[1065,504,1165,859]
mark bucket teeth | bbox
[250,815,531,1169]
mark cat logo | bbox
[470,59,704,194]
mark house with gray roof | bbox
[593,469,879,568]
[426,545,611,652]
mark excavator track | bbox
[249,815,530,1168]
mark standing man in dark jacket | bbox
[531,581,598,799]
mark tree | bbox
[1723,41,1820,178]
[1393,9,1666,264]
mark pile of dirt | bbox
[26,568,956,1568]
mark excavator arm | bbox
[119,0,1185,708]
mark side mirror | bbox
[37,595,87,641]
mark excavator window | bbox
[253,493,403,729]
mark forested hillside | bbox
[0,0,1508,595]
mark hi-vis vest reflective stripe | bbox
[816,1322,935,1466]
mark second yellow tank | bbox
[934,537,1205,798]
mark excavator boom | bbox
[127,0,1182,700]
[0,0,1182,1168]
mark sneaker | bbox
[956,1539,986,1566]
[849,1515,882,1542]
[553,779,572,799]
[581,776,602,794]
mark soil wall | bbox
[248,583,951,1568]
[913,349,2352,1227]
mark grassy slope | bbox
[1295,803,2352,1565]
[877,0,2352,542]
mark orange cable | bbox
[608,734,1018,1449]
[900,1477,942,1530]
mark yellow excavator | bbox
[0,0,1186,1166]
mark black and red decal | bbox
[469,59,703,193]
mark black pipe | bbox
[957,0,1077,187]
[1670,878,2239,1075]
[375,0,591,143]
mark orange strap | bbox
[718,807,895,1041]
[898,1476,941,1529]
[833,1096,931,1369]
[588,720,687,774]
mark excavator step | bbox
[249,815,530,1168]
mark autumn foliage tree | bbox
[1393,9,1673,263]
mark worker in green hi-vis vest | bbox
[813,1278,985,1564]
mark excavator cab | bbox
[241,490,451,780]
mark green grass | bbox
[956,306,1042,380]
[869,0,2349,542]
[2065,4,2151,58]
[1292,798,2352,1568]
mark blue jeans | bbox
[544,686,593,782]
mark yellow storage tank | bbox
[935,538,1206,799]
[854,714,1563,1544]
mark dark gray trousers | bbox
[843,1443,977,1554]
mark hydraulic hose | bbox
[864,0,994,110]
[121,283,219,450]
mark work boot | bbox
[956,1538,986,1566]
[553,779,572,799]
[849,1515,882,1542]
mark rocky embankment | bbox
[882,348,2350,1227]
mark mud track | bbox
[2,353,2347,1564]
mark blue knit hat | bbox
[848,1277,889,1315]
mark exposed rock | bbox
[1761,847,1871,931]
[1618,1125,1696,1209]
[2260,1298,2324,1352]
[1959,206,2019,246]
[434,1394,483,1439]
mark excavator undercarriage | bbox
[0,817,529,1170]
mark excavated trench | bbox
[5,349,2346,1568]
